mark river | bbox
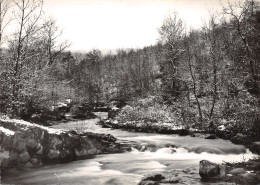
[2,113,258,185]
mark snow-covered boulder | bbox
[0,118,125,169]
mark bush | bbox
[116,96,182,125]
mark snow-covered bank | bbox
[0,118,130,169]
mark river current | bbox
[2,113,258,185]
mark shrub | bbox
[116,96,182,125]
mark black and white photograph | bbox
[0,0,260,184]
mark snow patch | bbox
[57,102,68,107]
[218,125,226,131]
[0,126,15,136]
[65,99,72,104]
[0,118,64,134]
[111,107,119,110]
[113,120,119,124]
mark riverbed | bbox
[2,113,258,185]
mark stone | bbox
[250,141,260,155]
[68,130,78,135]
[204,134,217,139]
[142,173,165,181]
[199,160,220,179]
[228,168,246,175]
[102,123,112,128]
[178,129,189,136]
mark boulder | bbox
[0,118,127,169]
[199,159,260,184]
[231,133,250,145]
[199,160,220,179]
[250,141,260,155]
[215,124,232,140]
[178,129,189,136]
[101,123,113,128]
[204,134,217,139]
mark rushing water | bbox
[2,113,258,185]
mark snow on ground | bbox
[0,126,15,136]
[0,118,64,135]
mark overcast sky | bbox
[44,0,230,52]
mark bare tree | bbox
[222,0,260,105]
[158,12,185,101]
[42,17,70,66]
[184,32,203,123]
[0,0,12,47]
[202,14,223,120]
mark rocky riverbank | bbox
[0,118,131,170]
[99,119,190,135]
[199,159,260,184]
[138,159,260,185]
[98,119,260,155]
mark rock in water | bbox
[204,134,217,139]
[141,173,165,181]
[199,160,220,179]
[250,141,260,155]
[231,133,250,145]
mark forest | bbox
[1,0,260,184]
[0,0,260,139]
